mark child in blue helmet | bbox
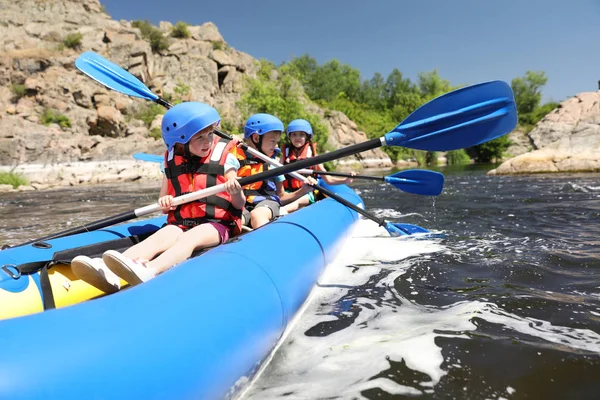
[282,119,357,213]
[233,113,317,229]
[70,102,245,292]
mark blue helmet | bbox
[161,102,220,150]
[286,119,313,138]
[243,113,284,139]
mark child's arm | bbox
[277,177,317,205]
[313,164,357,185]
[159,175,169,197]
[157,176,174,213]
[224,169,246,210]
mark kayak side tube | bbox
[0,185,362,400]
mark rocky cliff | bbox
[0,0,392,177]
[489,92,600,175]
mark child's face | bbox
[188,125,215,157]
[289,131,308,148]
[255,131,281,156]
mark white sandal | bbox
[71,256,121,294]
[102,250,156,286]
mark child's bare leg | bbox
[250,207,273,229]
[283,194,310,213]
[122,224,183,261]
[146,224,221,274]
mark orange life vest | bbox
[233,146,280,205]
[282,142,318,191]
[164,136,242,235]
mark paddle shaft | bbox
[43,52,515,242]
[17,116,379,246]
[298,169,383,182]
[216,133,390,227]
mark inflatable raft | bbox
[0,184,363,399]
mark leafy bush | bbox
[133,103,165,127]
[149,128,162,140]
[238,63,330,152]
[171,22,190,39]
[412,151,426,166]
[132,20,169,53]
[425,151,438,166]
[322,94,410,162]
[0,172,28,189]
[173,82,190,103]
[10,84,26,101]
[63,32,83,49]
[220,118,242,136]
[212,41,225,51]
[446,149,471,165]
[41,109,71,128]
[467,135,512,163]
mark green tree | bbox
[238,64,330,152]
[305,59,361,102]
[359,72,387,109]
[467,135,511,163]
[286,54,318,85]
[446,149,471,165]
[417,69,456,99]
[385,68,415,109]
[511,71,547,125]
[532,101,558,124]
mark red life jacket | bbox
[282,142,318,191]
[232,146,280,205]
[164,136,242,235]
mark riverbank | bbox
[0,157,418,193]
[0,159,163,192]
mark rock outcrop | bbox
[0,0,392,186]
[489,92,600,175]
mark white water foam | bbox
[242,218,600,399]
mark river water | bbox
[1,166,599,399]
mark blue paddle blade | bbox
[75,52,158,101]
[133,153,164,173]
[384,81,517,151]
[133,153,163,163]
[386,223,447,239]
[384,222,431,236]
[385,170,444,196]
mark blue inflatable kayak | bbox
[0,184,363,399]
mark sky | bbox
[100,0,600,103]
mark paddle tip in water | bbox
[385,222,447,239]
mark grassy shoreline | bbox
[0,171,28,189]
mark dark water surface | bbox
[1,167,599,399]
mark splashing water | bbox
[243,215,600,399]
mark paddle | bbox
[298,169,444,196]
[134,153,442,235]
[26,53,515,243]
[210,135,435,236]
[75,52,516,155]
[133,153,163,163]
[74,52,453,235]
[133,153,444,196]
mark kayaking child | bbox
[70,102,245,293]
[281,119,357,213]
[234,113,317,229]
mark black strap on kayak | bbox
[5,235,150,311]
[13,260,65,310]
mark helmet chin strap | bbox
[183,142,194,159]
[253,134,268,156]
